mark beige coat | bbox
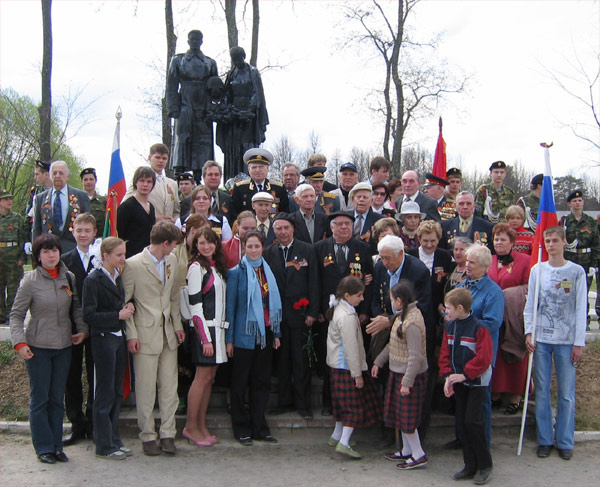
[326,302,367,378]
[10,262,88,349]
[122,249,182,354]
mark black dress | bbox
[117,197,156,258]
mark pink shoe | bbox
[182,428,213,447]
[209,435,219,445]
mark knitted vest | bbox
[389,304,426,366]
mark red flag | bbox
[432,117,447,180]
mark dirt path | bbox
[1,429,598,487]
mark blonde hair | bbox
[416,220,442,240]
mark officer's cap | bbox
[244,148,273,166]
[301,166,326,181]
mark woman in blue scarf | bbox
[226,230,282,445]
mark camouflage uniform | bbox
[560,212,600,324]
[474,183,515,224]
[24,184,47,244]
[88,193,107,236]
[517,192,540,231]
[0,210,26,323]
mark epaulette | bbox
[269,180,283,187]
[322,192,336,198]
[236,179,251,187]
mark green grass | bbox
[0,341,17,367]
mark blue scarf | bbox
[242,255,282,349]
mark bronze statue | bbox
[216,46,269,181]
[166,30,218,181]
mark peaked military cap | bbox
[35,160,51,172]
[244,148,273,166]
[424,173,449,187]
[446,167,462,178]
[301,166,327,181]
[0,189,14,199]
[177,172,195,183]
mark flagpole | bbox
[517,142,554,455]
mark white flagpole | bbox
[517,143,552,456]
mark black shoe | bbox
[54,451,69,463]
[321,407,332,416]
[38,453,56,464]
[297,408,313,420]
[239,436,253,446]
[254,435,278,444]
[268,405,294,415]
[473,467,493,485]
[536,445,554,458]
[452,468,475,481]
[444,438,462,450]
[491,398,502,409]
[62,431,86,446]
[558,448,573,460]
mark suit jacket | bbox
[407,247,453,316]
[82,268,126,335]
[229,178,289,221]
[355,209,383,255]
[314,237,373,316]
[150,175,180,219]
[121,249,182,354]
[440,215,495,253]
[33,185,91,253]
[395,191,440,222]
[180,195,192,221]
[263,239,320,327]
[291,210,331,244]
[214,189,232,218]
[61,248,95,304]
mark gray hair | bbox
[50,160,70,176]
[451,236,473,249]
[283,162,300,175]
[377,234,405,255]
[295,183,315,198]
[465,243,492,270]
[456,191,474,201]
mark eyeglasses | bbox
[332,221,353,227]
[373,191,387,196]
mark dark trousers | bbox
[26,346,71,455]
[231,332,273,439]
[314,319,331,407]
[65,337,94,435]
[91,333,126,455]
[454,383,493,473]
[278,324,311,410]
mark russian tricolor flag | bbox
[529,144,558,267]
[103,108,127,238]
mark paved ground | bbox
[1,428,598,487]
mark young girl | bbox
[327,276,381,459]
[372,280,428,470]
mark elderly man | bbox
[230,148,288,221]
[32,161,91,253]
[331,162,359,211]
[300,166,340,215]
[306,154,337,192]
[282,163,301,212]
[291,184,331,244]
[475,161,515,224]
[366,234,436,437]
[252,192,277,247]
[263,213,320,419]
[424,173,455,221]
[517,174,543,231]
[314,211,373,415]
[395,170,440,222]
[80,168,106,235]
[441,192,494,252]
[350,182,383,254]
[202,160,232,218]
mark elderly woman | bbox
[407,221,453,323]
[226,231,282,445]
[179,185,232,241]
[371,183,396,218]
[505,205,534,255]
[10,234,88,464]
[444,237,472,296]
[117,166,157,258]
[396,201,425,250]
[455,243,504,446]
[488,223,531,415]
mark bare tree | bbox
[222,0,260,66]
[401,145,431,177]
[162,0,177,149]
[269,134,298,180]
[343,0,468,174]
[39,0,52,162]
[348,147,373,181]
[249,0,260,66]
[224,0,238,50]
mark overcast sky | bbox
[1,0,598,193]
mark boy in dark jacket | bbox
[439,288,494,485]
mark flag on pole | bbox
[529,143,558,268]
[432,116,447,180]
[103,107,126,238]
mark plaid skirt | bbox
[384,370,428,433]
[331,368,382,428]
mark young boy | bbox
[61,213,98,445]
[524,226,587,460]
[439,287,494,485]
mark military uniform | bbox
[517,192,540,230]
[560,211,600,279]
[475,183,515,223]
[315,191,340,216]
[0,198,26,323]
[438,194,456,221]
[88,193,107,235]
[24,184,47,244]
[230,178,289,220]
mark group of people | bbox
[4,145,596,485]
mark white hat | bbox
[398,200,426,219]
[349,182,373,200]
[251,191,274,203]
[243,148,273,165]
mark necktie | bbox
[336,244,347,274]
[354,214,363,237]
[257,183,263,192]
[53,190,63,229]
[282,246,289,262]
[460,219,469,233]
[211,192,219,214]
[259,223,266,238]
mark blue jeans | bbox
[26,346,72,455]
[534,342,576,449]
